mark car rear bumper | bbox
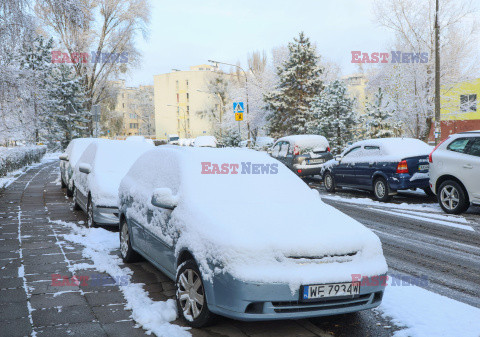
[292,165,323,177]
[93,206,119,225]
[388,174,430,191]
[205,274,386,321]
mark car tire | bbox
[119,217,141,263]
[73,187,81,210]
[438,180,469,214]
[87,196,97,228]
[66,185,74,197]
[324,172,336,193]
[176,260,214,328]
[61,177,67,188]
[373,177,392,202]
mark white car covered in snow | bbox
[193,135,217,148]
[72,139,154,227]
[59,138,97,197]
[118,146,387,327]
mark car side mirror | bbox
[151,188,178,210]
[78,163,92,174]
[335,155,343,161]
[59,154,69,161]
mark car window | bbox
[271,142,281,157]
[466,137,480,157]
[447,138,470,153]
[278,142,289,157]
[344,146,361,157]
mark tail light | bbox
[297,169,302,174]
[293,145,299,156]
[429,138,448,163]
[327,147,331,152]
[396,160,409,174]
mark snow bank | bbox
[380,278,480,337]
[0,145,47,177]
[50,219,189,337]
[74,140,154,206]
[120,147,387,292]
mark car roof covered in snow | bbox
[275,135,329,149]
[66,138,98,167]
[345,138,433,160]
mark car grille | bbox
[271,293,373,313]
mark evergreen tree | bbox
[364,88,396,138]
[264,32,324,138]
[47,64,90,148]
[308,80,358,154]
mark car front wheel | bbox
[87,197,97,228]
[438,180,469,214]
[324,172,336,193]
[373,177,392,202]
[73,187,81,210]
[176,260,214,328]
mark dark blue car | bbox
[322,138,433,201]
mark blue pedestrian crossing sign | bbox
[233,102,244,113]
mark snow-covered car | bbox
[429,131,480,214]
[118,146,387,327]
[270,135,333,177]
[322,138,433,201]
[59,138,97,197]
[254,136,275,151]
[193,135,217,147]
[72,140,154,227]
[126,135,155,145]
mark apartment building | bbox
[154,64,219,140]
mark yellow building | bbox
[342,73,368,115]
[154,65,219,140]
[111,80,155,137]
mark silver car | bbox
[72,139,153,227]
[59,138,96,196]
[429,131,480,214]
[118,146,387,328]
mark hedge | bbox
[0,145,47,177]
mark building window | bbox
[460,94,477,112]
[122,103,125,108]
[186,93,189,102]
[176,80,179,91]
[186,80,189,88]
[176,93,179,103]
[129,123,138,129]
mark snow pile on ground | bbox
[74,140,154,206]
[50,219,189,337]
[0,145,47,177]
[380,278,480,337]
[120,147,387,292]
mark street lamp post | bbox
[208,60,251,146]
[167,104,188,138]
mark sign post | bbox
[233,102,244,135]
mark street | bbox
[1,160,479,336]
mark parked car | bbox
[429,131,480,214]
[72,140,153,227]
[322,138,433,201]
[193,135,217,147]
[59,138,97,197]
[126,135,155,145]
[270,135,333,177]
[118,146,387,327]
[168,134,180,145]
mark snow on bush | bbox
[0,145,47,177]
[120,147,388,292]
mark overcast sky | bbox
[125,0,396,86]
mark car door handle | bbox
[463,164,473,169]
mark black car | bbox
[270,135,333,177]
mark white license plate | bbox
[302,282,360,300]
[419,164,429,171]
[308,159,325,164]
